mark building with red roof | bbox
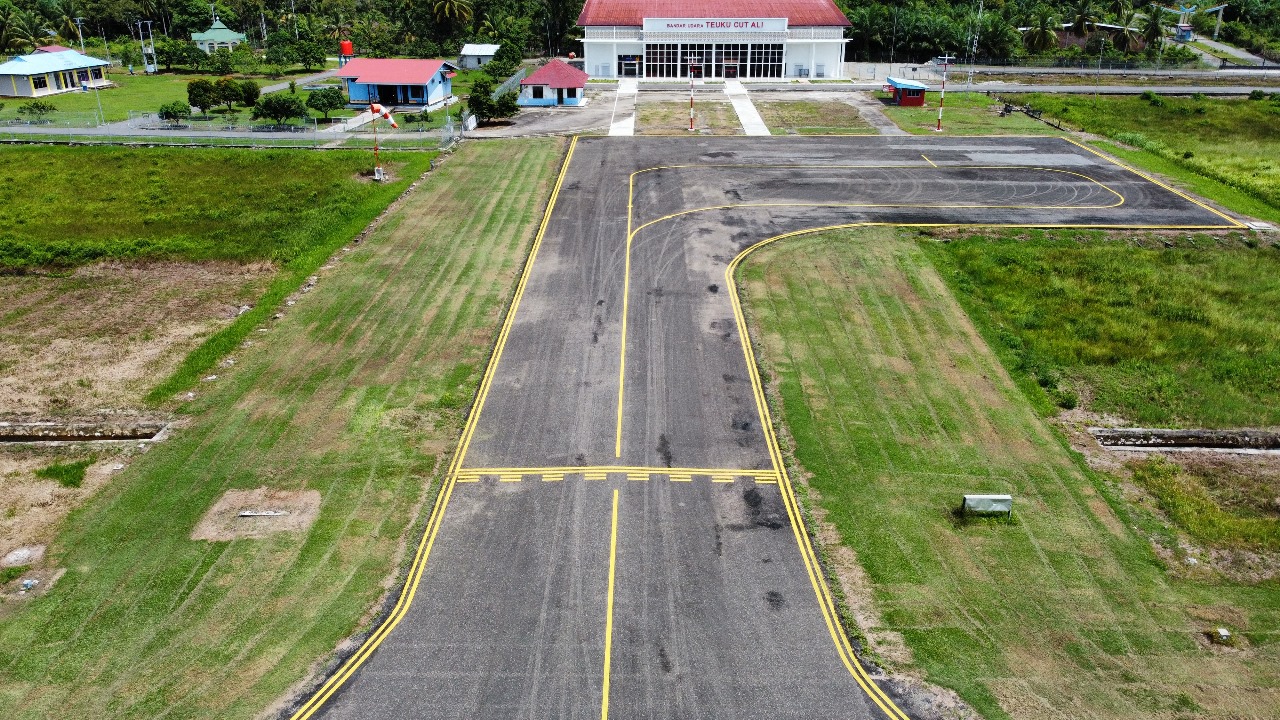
[518,59,590,107]
[578,0,848,80]
[336,57,458,109]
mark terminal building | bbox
[578,0,849,80]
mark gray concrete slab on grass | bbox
[314,136,1239,720]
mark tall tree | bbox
[1139,8,1166,48]
[1024,7,1060,54]
[1070,0,1100,37]
[1111,8,1142,52]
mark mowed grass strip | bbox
[739,227,1280,720]
[756,100,872,135]
[923,231,1280,428]
[636,99,743,135]
[0,138,563,719]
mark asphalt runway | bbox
[301,136,1239,720]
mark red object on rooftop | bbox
[521,59,589,89]
[577,0,850,27]
[338,40,354,56]
[336,58,453,84]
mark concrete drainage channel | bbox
[0,419,169,444]
[1089,427,1280,453]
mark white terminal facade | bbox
[578,0,849,80]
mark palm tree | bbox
[433,0,472,26]
[2,9,46,53]
[1139,8,1166,49]
[1111,9,1143,52]
[1070,0,1100,37]
[1108,0,1132,21]
[1024,7,1060,54]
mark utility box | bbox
[962,494,1013,517]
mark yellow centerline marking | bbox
[921,154,936,167]
[601,488,620,720]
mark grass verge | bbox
[739,226,1280,720]
[0,138,563,719]
[878,91,1063,135]
[636,100,742,134]
[1011,92,1280,215]
[1131,456,1280,550]
[921,229,1280,428]
[755,100,872,135]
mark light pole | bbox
[74,16,105,126]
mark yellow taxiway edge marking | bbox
[453,136,579,471]
[754,479,778,484]
[921,154,936,167]
[585,471,608,481]
[499,474,522,483]
[726,222,913,720]
[1060,136,1246,228]
[669,474,693,482]
[289,137,581,720]
[456,476,480,483]
[712,475,735,483]
[626,473,649,481]
[542,473,564,482]
[600,489,620,720]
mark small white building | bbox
[0,49,109,98]
[458,44,501,69]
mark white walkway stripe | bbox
[723,80,769,136]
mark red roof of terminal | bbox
[578,0,850,27]
[35,45,75,53]
[336,58,454,84]
[521,59,589,89]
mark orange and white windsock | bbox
[369,102,398,128]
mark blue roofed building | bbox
[336,58,457,109]
[0,49,109,98]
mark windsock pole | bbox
[689,73,694,131]
[369,103,399,180]
[936,61,948,132]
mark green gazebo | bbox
[192,17,246,54]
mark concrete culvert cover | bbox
[191,487,321,541]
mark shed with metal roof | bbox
[459,44,502,69]
[336,58,458,108]
[884,76,928,106]
[192,18,247,54]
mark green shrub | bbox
[35,457,96,488]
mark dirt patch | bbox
[0,450,127,562]
[0,567,66,618]
[0,261,273,416]
[191,488,322,541]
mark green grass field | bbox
[0,70,354,125]
[0,138,563,718]
[1013,93,1280,214]
[0,146,425,270]
[923,230,1280,429]
[740,227,1280,720]
[878,91,1063,135]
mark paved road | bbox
[299,136,1239,720]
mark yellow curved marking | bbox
[1060,136,1246,228]
[725,222,913,720]
[289,136,580,720]
[614,163,1127,457]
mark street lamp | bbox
[73,16,105,127]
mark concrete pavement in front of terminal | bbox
[302,136,1239,720]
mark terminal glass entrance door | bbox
[715,44,747,79]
